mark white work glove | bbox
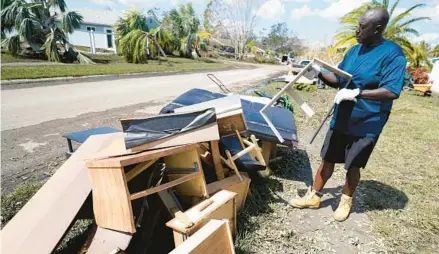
[303,64,321,80]
[334,88,361,104]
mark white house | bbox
[64,9,160,54]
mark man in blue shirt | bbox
[290,7,407,222]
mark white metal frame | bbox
[260,58,353,143]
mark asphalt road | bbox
[1,65,286,192]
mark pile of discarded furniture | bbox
[1,90,300,254]
[3,59,346,253]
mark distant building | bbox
[61,9,160,53]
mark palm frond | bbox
[397,17,431,29]
[389,0,400,17]
[48,0,67,12]
[42,28,61,62]
[75,50,95,64]
[62,11,83,33]
[1,34,21,56]
[18,18,41,42]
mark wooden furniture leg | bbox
[210,140,225,180]
[225,150,243,181]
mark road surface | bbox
[1,65,286,191]
[1,65,286,130]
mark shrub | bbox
[407,67,429,84]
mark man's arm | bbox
[317,72,341,88]
[359,87,398,101]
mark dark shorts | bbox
[320,128,378,170]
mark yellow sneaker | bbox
[333,194,353,222]
[289,187,321,209]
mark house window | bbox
[106,29,113,48]
[87,26,96,32]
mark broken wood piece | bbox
[87,226,133,254]
[225,150,243,181]
[207,173,251,211]
[175,211,195,228]
[169,219,235,254]
[210,140,225,180]
[130,172,201,200]
[231,143,256,161]
[250,135,266,166]
[125,159,158,181]
[1,133,121,254]
[166,190,237,247]
[235,129,245,150]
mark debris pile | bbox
[1,84,300,254]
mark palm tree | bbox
[407,41,432,69]
[163,3,201,58]
[1,0,93,63]
[330,0,431,56]
[115,9,170,64]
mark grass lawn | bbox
[1,57,231,80]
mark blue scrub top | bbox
[330,39,407,137]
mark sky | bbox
[67,0,439,47]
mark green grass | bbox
[1,52,46,63]
[1,57,230,80]
[1,182,45,227]
[361,92,439,252]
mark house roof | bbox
[66,9,158,26]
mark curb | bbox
[1,65,255,90]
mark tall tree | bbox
[330,0,431,56]
[205,0,261,59]
[163,3,201,58]
[262,22,302,55]
[1,0,93,63]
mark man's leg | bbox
[343,167,360,196]
[313,160,335,192]
[334,135,376,222]
[289,160,335,209]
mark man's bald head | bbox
[363,7,390,30]
[356,7,390,46]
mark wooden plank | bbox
[210,140,225,180]
[128,123,220,153]
[87,227,133,254]
[225,150,243,181]
[207,174,251,211]
[88,166,135,233]
[261,140,274,164]
[250,135,266,166]
[130,172,201,200]
[0,133,121,254]
[169,220,235,254]
[165,149,209,198]
[166,190,237,235]
[86,143,199,168]
[125,159,157,181]
[231,144,256,161]
[235,130,245,150]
